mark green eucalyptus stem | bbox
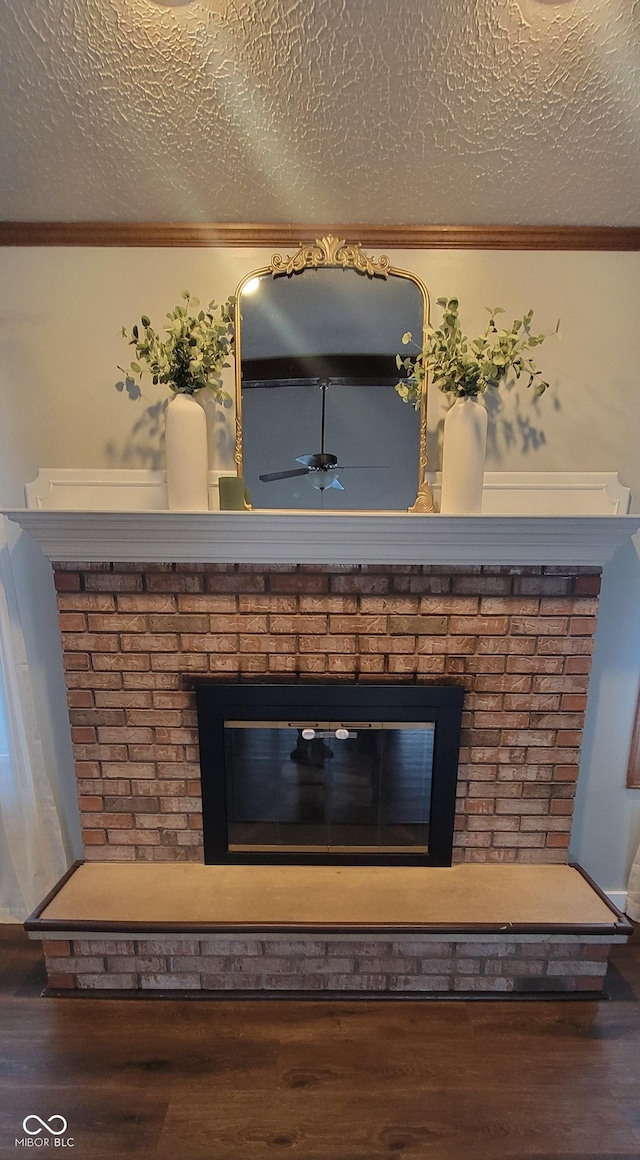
[119,291,236,403]
[396,297,558,410]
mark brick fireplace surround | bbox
[54,561,601,868]
[23,556,633,997]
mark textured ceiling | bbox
[0,0,639,224]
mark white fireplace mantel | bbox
[4,508,640,567]
[4,468,638,567]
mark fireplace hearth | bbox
[195,683,464,866]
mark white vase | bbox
[165,392,210,511]
[440,396,488,514]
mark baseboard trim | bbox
[606,891,628,911]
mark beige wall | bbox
[1,247,639,505]
[1,244,639,894]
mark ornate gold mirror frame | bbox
[233,235,435,512]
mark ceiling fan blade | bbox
[259,467,310,482]
[325,477,345,490]
[295,454,316,467]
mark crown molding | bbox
[1,222,640,250]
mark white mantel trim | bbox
[4,509,640,566]
[25,469,632,517]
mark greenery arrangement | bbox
[395,297,557,409]
[119,292,235,401]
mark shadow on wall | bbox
[200,393,236,473]
[105,379,166,469]
[427,381,560,472]
[484,386,550,460]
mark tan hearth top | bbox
[30,863,622,933]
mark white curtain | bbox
[628,842,640,921]
[0,521,68,920]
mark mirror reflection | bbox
[235,246,429,510]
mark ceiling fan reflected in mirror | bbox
[258,379,389,492]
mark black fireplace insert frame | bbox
[195,683,464,868]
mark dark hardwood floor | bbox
[0,923,639,1159]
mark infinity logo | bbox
[22,1116,68,1137]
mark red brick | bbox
[85,573,143,593]
[67,672,122,689]
[550,799,574,815]
[209,656,241,673]
[418,635,476,655]
[521,815,571,832]
[419,597,479,614]
[492,833,545,848]
[54,571,81,591]
[464,657,506,674]
[152,692,193,710]
[514,576,570,596]
[46,973,77,989]
[300,634,357,654]
[475,675,532,693]
[147,573,203,593]
[300,595,358,613]
[240,634,296,653]
[359,655,386,673]
[553,765,579,782]
[271,614,328,633]
[82,829,106,845]
[122,672,180,690]
[532,676,589,693]
[43,940,72,956]
[67,690,94,708]
[464,799,495,815]
[329,574,390,595]
[151,654,208,671]
[58,593,116,612]
[565,657,592,674]
[328,655,359,672]
[120,633,179,652]
[270,573,327,594]
[573,575,601,596]
[63,652,90,670]
[210,614,268,633]
[480,598,539,615]
[62,632,120,653]
[78,795,104,812]
[539,598,598,616]
[452,576,512,596]
[561,694,588,711]
[474,712,529,729]
[92,653,151,671]
[268,655,299,672]
[478,636,536,655]
[537,637,594,655]
[501,729,556,747]
[58,612,87,631]
[298,655,327,673]
[102,762,156,779]
[118,595,177,612]
[388,655,419,673]
[449,616,509,636]
[357,635,414,654]
[242,595,298,613]
[181,633,237,652]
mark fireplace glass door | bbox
[224,721,434,856]
[196,683,462,866]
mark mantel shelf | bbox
[4,509,640,567]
